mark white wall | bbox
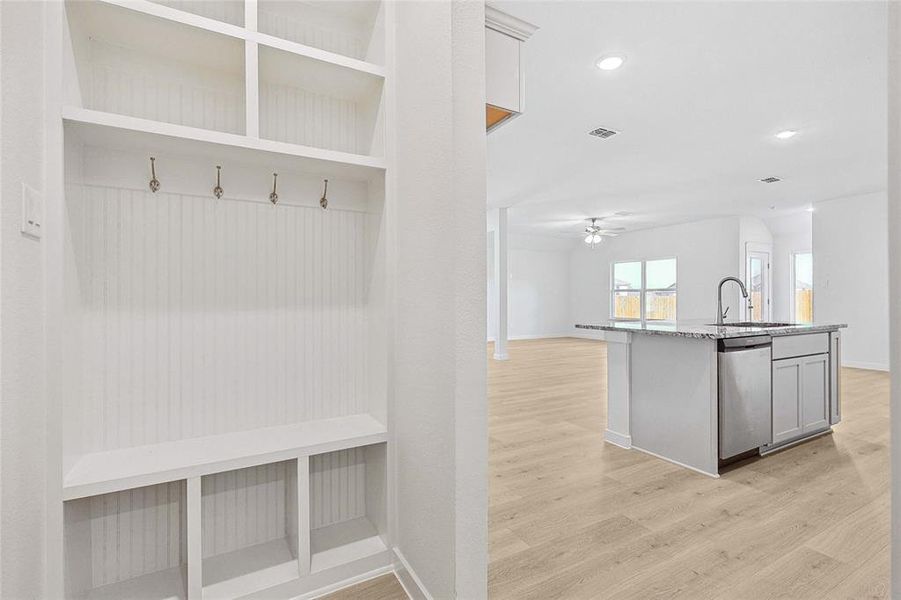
[768,213,812,323]
[488,234,571,340]
[813,192,889,370]
[394,2,487,598]
[1,2,48,597]
[570,217,743,330]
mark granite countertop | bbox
[575,320,847,340]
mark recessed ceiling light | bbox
[775,129,798,140]
[596,55,625,71]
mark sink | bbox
[707,321,798,328]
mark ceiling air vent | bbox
[589,127,618,139]
[760,176,781,184]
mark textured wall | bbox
[1,3,48,596]
[394,1,487,597]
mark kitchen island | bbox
[576,320,847,476]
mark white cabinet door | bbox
[772,353,830,445]
[772,358,803,444]
[486,28,521,113]
[801,354,829,434]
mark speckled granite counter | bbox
[575,320,846,340]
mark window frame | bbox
[610,257,678,323]
[789,250,813,324]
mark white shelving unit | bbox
[54,0,394,597]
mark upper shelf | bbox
[64,107,386,181]
[96,0,386,77]
[63,413,387,500]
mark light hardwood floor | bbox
[326,338,890,599]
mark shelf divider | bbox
[187,477,203,600]
[245,40,260,138]
[298,456,312,577]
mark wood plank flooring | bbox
[326,338,890,599]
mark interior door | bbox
[746,246,772,322]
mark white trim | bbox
[492,353,510,361]
[393,548,432,600]
[570,330,606,341]
[604,430,632,449]
[630,445,720,478]
[484,5,538,41]
[744,242,773,322]
[789,250,813,324]
[843,361,890,372]
[300,565,396,600]
[499,333,574,341]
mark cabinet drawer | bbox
[772,333,829,360]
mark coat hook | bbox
[149,157,160,193]
[269,173,279,205]
[320,179,329,210]
[213,165,224,199]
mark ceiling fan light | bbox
[592,234,603,244]
[584,234,594,244]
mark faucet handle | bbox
[722,306,730,319]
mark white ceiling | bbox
[487,1,887,238]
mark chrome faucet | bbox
[716,276,752,326]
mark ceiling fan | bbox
[582,217,624,247]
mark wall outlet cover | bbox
[21,182,42,239]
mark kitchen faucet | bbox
[716,276,752,326]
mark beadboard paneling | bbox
[258,6,366,60]
[260,82,359,154]
[150,0,245,26]
[310,448,367,529]
[68,482,186,589]
[202,462,292,558]
[66,185,374,455]
[85,39,244,134]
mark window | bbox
[612,258,677,321]
[791,252,813,324]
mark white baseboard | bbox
[492,353,509,360]
[394,548,432,600]
[604,430,632,449]
[842,360,889,372]
[569,330,606,340]
[488,333,574,342]
[299,565,394,599]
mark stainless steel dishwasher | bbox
[718,335,772,460]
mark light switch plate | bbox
[21,182,42,239]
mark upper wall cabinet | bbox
[485,6,537,132]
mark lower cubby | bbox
[201,461,300,599]
[64,481,188,600]
[63,445,390,600]
[309,444,388,573]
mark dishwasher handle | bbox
[718,335,772,352]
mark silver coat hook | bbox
[269,173,279,205]
[320,179,329,210]
[213,165,224,199]
[149,157,160,193]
